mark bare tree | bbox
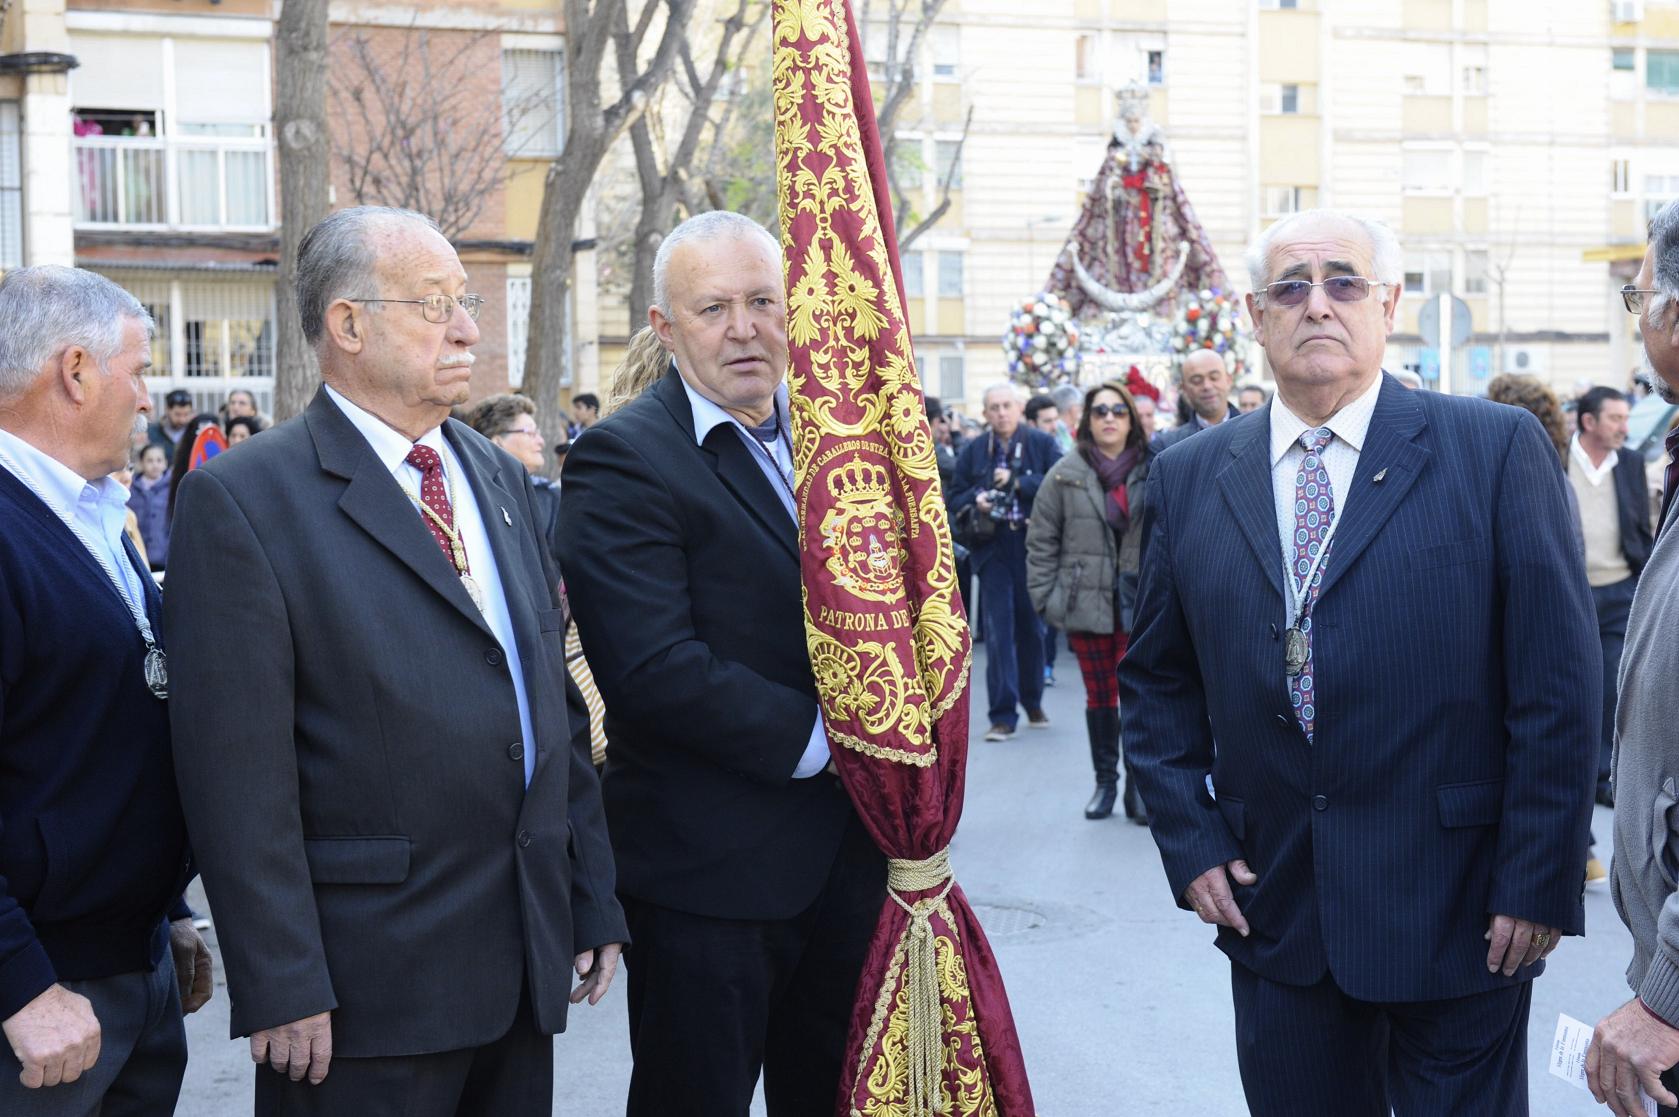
[623,0,767,324]
[655,0,969,257]
[273,0,331,421]
[522,0,696,424]
[329,24,548,240]
[860,0,972,252]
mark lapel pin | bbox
[501,507,513,526]
[1372,468,1388,484]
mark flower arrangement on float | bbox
[1002,292,1081,389]
[1171,287,1250,374]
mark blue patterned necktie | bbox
[1289,427,1334,741]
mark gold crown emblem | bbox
[826,454,893,507]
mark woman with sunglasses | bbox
[1026,378,1153,823]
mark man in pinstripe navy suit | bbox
[1120,209,1599,1116]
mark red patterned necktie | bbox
[405,445,460,570]
[1289,427,1334,742]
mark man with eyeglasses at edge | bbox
[165,206,627,1117]
[1120,209,1598,1115]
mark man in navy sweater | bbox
[0,266,209,1111]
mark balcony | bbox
[73,136,274,231]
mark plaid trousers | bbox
[1067,630,1129,710]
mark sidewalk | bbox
[177,647,1634,1115]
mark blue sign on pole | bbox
[1418,348,1440,384]
[1468,346,1493,381]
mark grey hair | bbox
[1245,209,1404,293]
[296,206,442,346]
[1650,199,1679,325]
[652,211,782,314]
[1049,384,1082,410]
[981,381,1025,405]
[0,266,153,401]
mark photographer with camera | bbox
[951,382,1061,741]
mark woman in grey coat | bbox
[1026,379,1152,822]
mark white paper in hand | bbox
[1552,1013,1658,1117]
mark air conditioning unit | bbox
[1503,346,1549,376]
[1613,0,1645,23]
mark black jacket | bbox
[0,470,192,1021]
[556,369,862,921]
[1610,447,1655,577]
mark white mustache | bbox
[132,413,150,436]
[437,353,476,369]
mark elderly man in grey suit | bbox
[166,206,627,1117]
[1590,201,1679,1117]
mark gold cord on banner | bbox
[887,848,957,1117]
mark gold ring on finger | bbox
[1533,932,1550,948]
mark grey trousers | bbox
[0,949,187,1117]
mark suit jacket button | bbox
[1312,794,1328,811]
[517,829,532,848]
[508,742,524,761]
[485,648,503,666]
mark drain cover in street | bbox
[971,902,1047,937]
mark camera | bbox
[983,475,1018,521]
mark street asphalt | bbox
[177,645,1636,1115]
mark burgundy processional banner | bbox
[773,1,1037,1114]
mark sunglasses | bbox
[1260,276,1390,307]
[1089,403,1129,419]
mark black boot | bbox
[1122,756,1149,826]
[1084,707,1120,820]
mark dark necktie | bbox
[405,445,462,571]
[747,414,795,494]
[1290,427,1334,741]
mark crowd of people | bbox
[2,196,1679,1117]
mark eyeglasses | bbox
[1623,285,1660,315]
[346,293,485,323]
[504,424,540,438]
[1089,403,1129,419]
[1259,276,1390,308]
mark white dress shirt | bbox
[1568,434,1618,487]
[324,385,537,786]
[680,375,830,779]
[0,426,146,606]
[1268,372,1385,593]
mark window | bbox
[931,26,959,80]
[901,252,924,298]
[1613,158,1632,194]
[934,139,963,189]
[1146,49,1164,86]
[502,48,565,158]
[1648,50,1679,95]
[1260,0,1305,7]
[1402,43,1451,95]
[937,251,964,297]
[891,139,923,190]
[506,275,531,389]
[1462,149,1488,195]
[1464,250,1489,295]
[181,279,274,380]
[1460,65,1486,94]
[1260,83,1299,113]
[1403,252,1453,296]
[1264,186,1303,217]
[1613,48,1636,72]
[1648,174,1679,223]
[0,103,20,268]
[1074,34,1097,81]
[938,353,965,401]
[1402,149,1452,192]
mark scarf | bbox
[1084,443,1141,534]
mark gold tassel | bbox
[888,848,956,1117]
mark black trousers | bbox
[1593,576,1637,792]
[622,812,885,1117]
[0,949,186,1117]
[254,984,551,1117]
[1230,962,1532,1116]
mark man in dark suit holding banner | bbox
[1119,209,1598,1115]
[166,207,626,1117]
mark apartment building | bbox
[863,0,1678,411]
[0,0,583,417]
